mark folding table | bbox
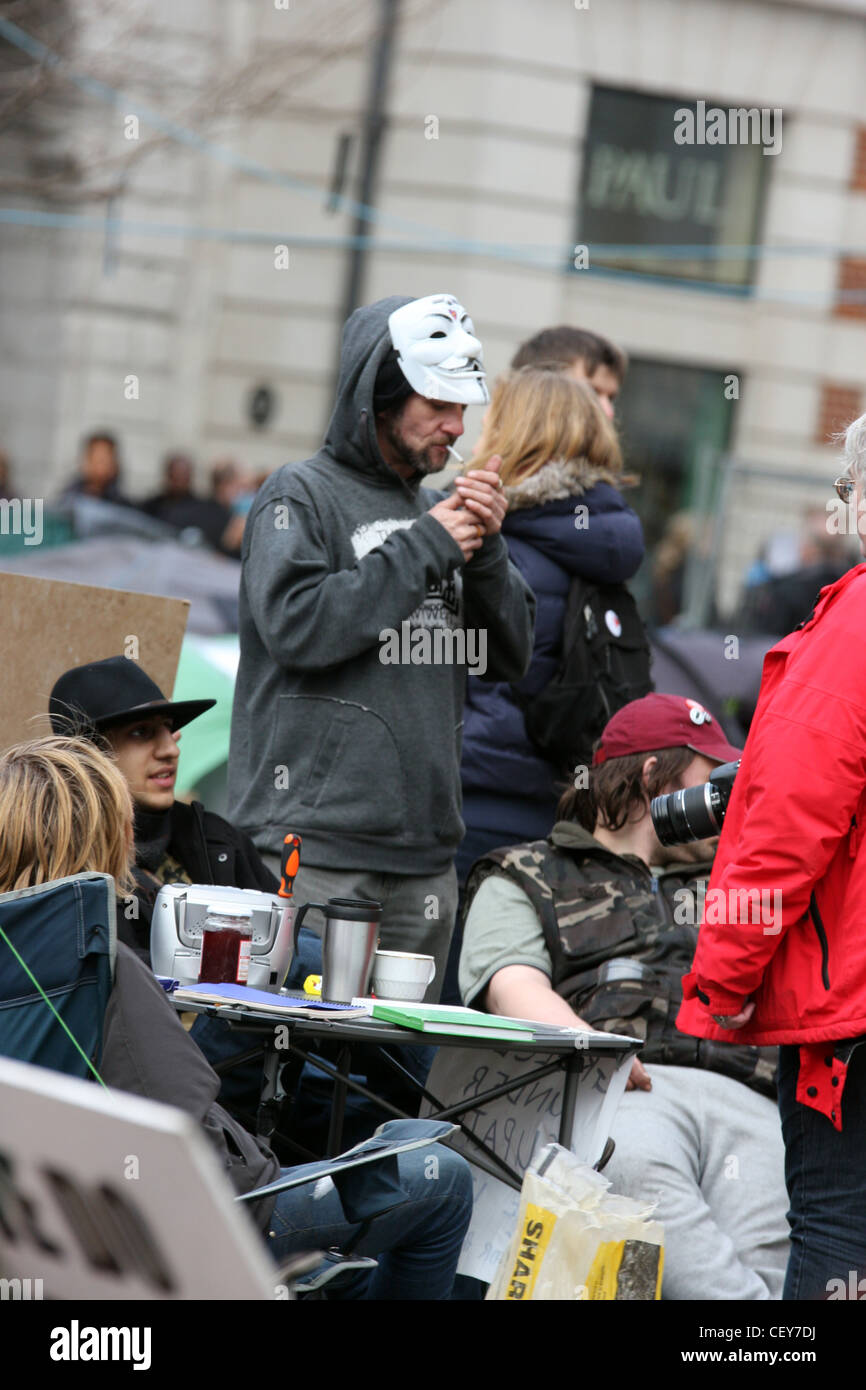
[174,997,640,1191]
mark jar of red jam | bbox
[199,906,253,984]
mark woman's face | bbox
[104,716,179,812]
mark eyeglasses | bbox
[834,475,856,503]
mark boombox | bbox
[150,882,294,991]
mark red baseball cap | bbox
[592,693,742,766]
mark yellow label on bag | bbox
[585,1238,664,1301]
[504,1203,556,1300]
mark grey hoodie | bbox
[227,295,535,874]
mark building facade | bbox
[2,0,866,616]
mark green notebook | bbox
[370,1002,535,1041]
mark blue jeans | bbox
[266,1145,473,1300]
[779,1041,866,1300]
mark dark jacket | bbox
[121,799,279,961]
[465,820,777,1098]
[227,294,535,874]
[100,942,281,1229]
[141,493,233,551]
[461,458,644,845]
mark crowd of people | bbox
[3,287,866,1302]
[0,435,260,559]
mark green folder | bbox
[370,1002,536,1041]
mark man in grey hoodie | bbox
[227,293,535,994]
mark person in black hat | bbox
[49,656,280,961]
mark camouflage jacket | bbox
[464,820,777,1099]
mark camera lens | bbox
[650,782,724,846]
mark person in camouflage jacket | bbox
[458,693,790,1299]
[465,823,777,1098]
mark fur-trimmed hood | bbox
[504,456,621,511]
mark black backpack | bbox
[515,577,653,772]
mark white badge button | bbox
[686,699,712,725]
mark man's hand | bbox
[573,1010,650,1092]
[428,493,485,562]
[572,1017,647,1089]
[453,454,507,537]
[626,1057,652,1091]
[486,967,652,1093]
[712,1000,755,1030]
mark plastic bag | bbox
[486,1143,664,1300]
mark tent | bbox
[172,635,239,800]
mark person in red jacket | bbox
[678,414,866,1301]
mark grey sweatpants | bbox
[264,857,458,1003]
[604,1065,789,1300]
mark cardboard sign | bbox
[0,1055,276,1300]
[423,1044,632,1285]
[0,573,189,750]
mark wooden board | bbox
[0,573,189,750]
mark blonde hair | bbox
[0,736,134,894]
[469,367,622,487]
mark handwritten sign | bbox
[422,1043,632,1285]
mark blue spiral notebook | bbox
[172,982,370,1018]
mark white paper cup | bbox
[372,950,436,1002]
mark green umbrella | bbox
[171,635,239,795]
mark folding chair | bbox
[0,878,460,1296]
[0,873,115,1081]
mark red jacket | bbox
[678,564,866,1126]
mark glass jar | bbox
[199,906,253,984]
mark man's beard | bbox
[379,412,442,477]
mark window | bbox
[578,86,773,289]
[616,357,739,621]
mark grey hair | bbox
[841,412,866,484]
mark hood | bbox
[550,820,712,879]
[549,820,628,858]
[322,294,414,486]
[505,457,621,512]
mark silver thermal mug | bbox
[293,897,382,1003]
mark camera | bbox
[650,760,739,847]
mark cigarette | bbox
[446,445,464,465]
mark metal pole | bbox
[330,0,400,409]
[681,442,719,628]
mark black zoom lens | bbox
[650,782,726,847]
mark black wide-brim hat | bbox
[49,656,216,738]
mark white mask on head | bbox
[388,294,489,405]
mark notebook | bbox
[368,1001,536,1042]
[171,982,370,1019]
